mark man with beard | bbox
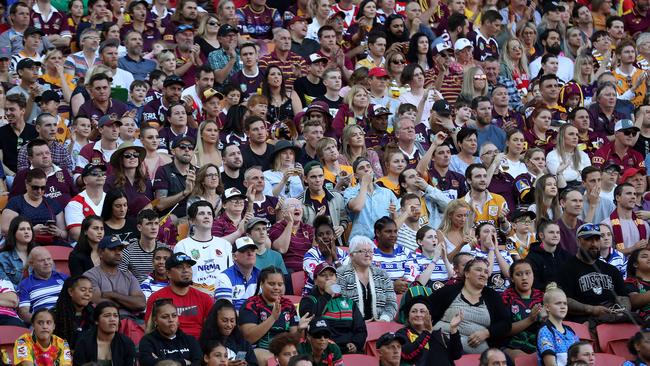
[84,235,146,317]
[623,0,650,37]
[153,136,196,219]
[0,93,36,176]
[64,28,101,81]
[118,31,157,81]
[181,65,215,121]
[472,96,505,151]
[384,14,409,50]
[592,119,645,171]
[529,29,574,83]
[462,163,509,230]
[558,223,631,324]
[173,24,204,87]
[142,75,184,128]
[222,143,245,192]
[163,0,198,41]
[259,28,307,93]
[240,116,275,171]
[602,183,650,254]
[417,141,467,201]
[145,252,215,339]
[77,73,129,123]
[613,40,647,108]
[98,39,134,91]
[433,13,469,48]
[573,4,594,39]
[289,16,319,59]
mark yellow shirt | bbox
[323,165,356,188]
[55,114,71,144]
[464,192,508,226]
[41,73,75,94]
[613,67,647,107]
[376,176,401,197]
[14,333,72,366]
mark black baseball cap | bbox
[35,90,61,104]
[163,75,185,88]
[16,58,41,71]
[376,332,407,348]
[432,99,452,117]
[81,163,107,177]
[171,135,196,149]
[218,24,239,37]
[165,252,197,269]
[24,27,45,38]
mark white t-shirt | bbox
[174,235,233,295]
[64,190,106,230]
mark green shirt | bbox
[297,341,343,366]
[256,248,288,274]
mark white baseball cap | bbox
[454,38,472,51]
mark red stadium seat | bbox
[455,354,481,366]
[564,321,593,344]
[44,246,73,276]
[0,326,29,364]
[514,352,538,366]
[291,271,306,296]
[342,354,378,366]
[596,323,640,358]
[594,353,626,366]
[364,321,404,357]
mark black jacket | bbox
[426,283,511,346]
[299,287,368,351]
[73,328,136,366]
[68,250,94,278]
[525,242,571,291]
[396,325,462,366]
[138,329,202,366]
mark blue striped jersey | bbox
[140,275,169,301]
[372,245,410,281]
[303,247,350,295]
[18,271,67,312]
[404,250,452,288]
[215,265,260,310]
[601,248,628,279]
[470,248,514,292]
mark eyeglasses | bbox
[440,52,454,58]
[474,75,487,80]
[88,171,106,177]
[122,152,139,159]
[354,249,373,255]
[30,185,46,191]
[176,144,194,150]
[206,173,219,179]
[481,150,498,156]
[311,333,329,339]
[622,129,639,137]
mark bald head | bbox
[29,247,54,278]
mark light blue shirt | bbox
[449,154,481,176]
[477,124,506,152]
[343,184,399,239]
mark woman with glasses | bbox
[339,124,383,178]
[500,38,530,95]
[0,216,33,287]
[139,299,202,366]
[385,51,406,88]
[405,33,433,71]
[396,297,462,366]
[1,168,66,245]
[529,174,561,222]
[53,276,94,350]
[196,14,221,59]
[428,257,511,354]
[546,124,590,189]
[69,215,104,277]
[239,266,312,365]
[337,235,397,322]
[438,200,475,262]
[101,189,139,248]
[106,142,153,216]
[141,126,172,182]
[73,301,136,366]
[599,223,627,278]
[501,260,544,359]
[198,299,257,365]
[459,67,488,103]
[269,198,314,273]
[187,163,223,215]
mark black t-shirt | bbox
[559,256,627,308]
[293,77,326,107]
[104,218,139,248]
[634,133,650,157]
[221,170,246,193]
[313,96,343,120]
[0,123,37,174]
[240,143,275,171]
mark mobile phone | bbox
[46,220,56,226]
[235,351,247,361]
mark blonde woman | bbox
[572,53,600,106]
[562,27,583,61]
[546,123,590,187]
[437,199,476,261]
[157,50,177,77]
[316,137,356,191]
[459,66,488,103]
[41,49,74,103]
[517,23,542,61]
[216,0,237,28]
[332,85,371,139]
[338,124,383,178]
[195,120,222,168]
[196,13,221,59]
[306,0,330,40]
[500,38,530,95]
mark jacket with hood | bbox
[525,242,571,291]
[73,327,136,366]
[138,329,202,366]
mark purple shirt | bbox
[10,167,76,208]
[556,218,584,255]
[268,221,314,272]
[231,70,264,99]
[120,23,161,53]
[158,126,198,154]
[142,97,168,127]
[253,196,279,225]
[78,99,129,123]
[105,175,153,217]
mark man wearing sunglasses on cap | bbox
[153,135,197,219]
[592,119,645,171]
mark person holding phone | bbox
[468,222,513,293]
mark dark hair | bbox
[313,215,334,233]
[628,330,650,356]
[137,209,159,225]
[88,73,112,87]
[508,259,532,280]
[367,31,386,45]
[6,93,26,109]
[400,192,420,208]
[288,355,315,366]
[93,301,120,323]
[568,341,592,362]
[448,13,467,32]
[239,42,257,54]
[261,65,288,103]
[3,216,32,253]
[188,200,214,219]
[101,189,128,221]
[9,1,28,16]
[221,142,241,157]
[606,15,624,29]
[268,332,301,356]
[26,138,49,158]
[479,348,503,366]
[99,38,120,54]
[626,247,650,278]
[74,215,103,256]
[222,104,249,136]
[201,340,228,366]
[198,299,242,349]
[465,163,486,180]
[317,25,336,39]
[222,84,242,101]
[540,28,561,44]
[474,221,496,238]
[481,9,502,24]
[571,4,588,19]
[54,276,93,345]
[149,69,166,84]
[152,246,173,258]
[580,166,601,182]
[456,127,477,146]
[415,225,435,242]
[31,307,55,325]
[567,106,589,122]
[35,113,56,127]
[539,73,559,87]
[400,63,425,85]
[195,64,213,79]
[26,168,47,183]
[129,79,149,92]
[254,266,285,296]
[590,30,609,44]
[471,96,491,110]
[452,251,473,268]
[244,115,264,132]
[536,218,559,242]
[405,33,433,69]
[374,216,396,236]
[615,38,636,55]
[614,183,634,202]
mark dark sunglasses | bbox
[311,333,329,339]
[122,152,140,159]
[30,185,46,191]
[207,21,218,26]
[391,59,405,64]
[622,129,639,137]
[176,144,194,151]
[153,297,174,308]
[88,171,106,177]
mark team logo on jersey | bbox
[191,249,200,260]
[511,304,519,314]
[593,286,602,295]
[488,205,498,217]
[260,312,267,321]
[216,248,223,256]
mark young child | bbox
[65,115,92,166]
[128,80,149,127]
[537,284,579,366]
[246,94,269,120]
[37,90,70,144]
[599,223,627,278]
[507,209,537,260]
[145,69,165,104]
